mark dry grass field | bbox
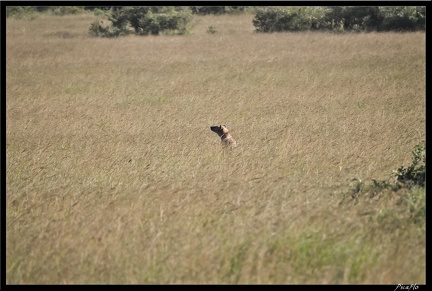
[6,13,425,284]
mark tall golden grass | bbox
[6,13,425,284]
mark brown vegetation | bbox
[6,13,425,284]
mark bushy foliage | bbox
[345,142,425,233]
[378,6,425,31]
[89,21,129,38]
[348,142,426,202]
[190,6,248,15]
[253,6,426,33]
[326,6,383,32]
[6,6,37,18]
[393,142,425,188]
[89,6,193,37]
[253,6,331,32]
[50,6,86,16]
[93,8,110,17]
[6,6,87,18]
[326,6,425,32]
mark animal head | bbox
[210,125,230,137]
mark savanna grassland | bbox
[6,13,425,284]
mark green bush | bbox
[328,6,425,32]
[6,6,37,18]
[107,8,132,32]
[252,6,426,33]
[93,8,110,17]
[135,9,192,35]
[252,7,331,32]
[349,142,425,202]
[6,6,88,18]
[328,6,383,32]
[393,142,425,188]
[378,6,425,31]
[89,6,193,37]
[190,6,248,15]
[89,20,130,38]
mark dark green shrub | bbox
[327,6,425,32]
[93,8,110,17]
[84,7,115,12]
[327,6,383,32]
[6,6,37,18]
[108,8,132,31]
[346,142,425,205]
[89,20,129,37]
[7,6,88,18]
[378,6,425,31]
[253,6,331,32]
[190,6,248,15]
[135,9,192,35]
[34,7,51,12]
[89,6,192,37]
[224,6,249,15]
[393,142,425,188]
[253,6,426,33]
[190,6,226,15]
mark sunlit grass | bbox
[6,13,425,284]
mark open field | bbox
[6,13,425,284]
